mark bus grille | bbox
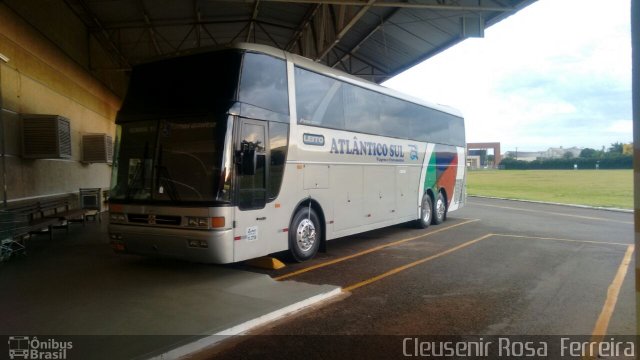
[127,214,182,226]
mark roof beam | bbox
[241,0,515,12]
[63,0,130,68]
[334,45,389,74]
[315,0,375,62]
[329,8,398,69]
[194,0,202,47]
[246,0,261,42]
[286,4,321,51]
[139,0,162,55]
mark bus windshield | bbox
[109,115,232,204]
[109,50,243,205]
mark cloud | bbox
[383,0,632,152]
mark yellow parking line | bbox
[343,234,493,292]
[273,219,480,281]
[492,233,630,247]
[469,202,633,225]
[591,244,634,338]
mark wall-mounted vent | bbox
[21,115,72,159]
[82,134,113,163]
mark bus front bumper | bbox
[109,224,234,264]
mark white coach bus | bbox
[108,43,466,263]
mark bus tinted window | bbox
[409,108,465,147]
[295,67,345,129]
[294,65,464,146]
[118,51,241,121]
[239,53,289,116]
[268,122,288,199]
[343,83,381,134]
[449,116,466,146]
[380,96,411,139]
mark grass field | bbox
[466,170,633,209]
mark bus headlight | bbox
[187,217,210,227]
[186,216,225,228]
[110,213,126,222]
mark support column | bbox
[632,0,639,336]
[0,53,7,208]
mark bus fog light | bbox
[110,240,125,252]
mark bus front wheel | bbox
[289,207,321,262]
[433,192,446,225]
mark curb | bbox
[146,287,342,360]
[468,195,633,214]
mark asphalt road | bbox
[205,197,635,359]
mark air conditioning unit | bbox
[21,114,72,159]
[82,134,113,163]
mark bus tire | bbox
[417,194,433,229]
[432,191,446,225]
[289,207,321,262]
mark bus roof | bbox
[137,42,463,119]
[231,42,464,119]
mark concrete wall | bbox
[0,2,123,204]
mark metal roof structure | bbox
[64,0,535,83]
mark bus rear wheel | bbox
[289,207,321,262]
[417,194,432,229]
[432,192,446,225]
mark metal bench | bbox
[40,196,87,229]
[6,195,86,240]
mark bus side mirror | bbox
[239,148,257,175]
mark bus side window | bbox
[237,121,267,210]
[239,53,289,116]
[268,122,288,200]
[295,66,345,129]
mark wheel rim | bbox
[422,198,431,223]
[296,218,316,252]
[436,198,445,220]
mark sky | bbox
[383,0,632,153]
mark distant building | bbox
[503,146,583,162]
[466,142,501,168]
[541,146,582,159]
[503,151,545,162]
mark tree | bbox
[579,148,597,158]
[563,151,574,159]
[608,142,624,154]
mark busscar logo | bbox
[8,336,73,360]
[408,145,419,160]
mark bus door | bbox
[233,118,271,261]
